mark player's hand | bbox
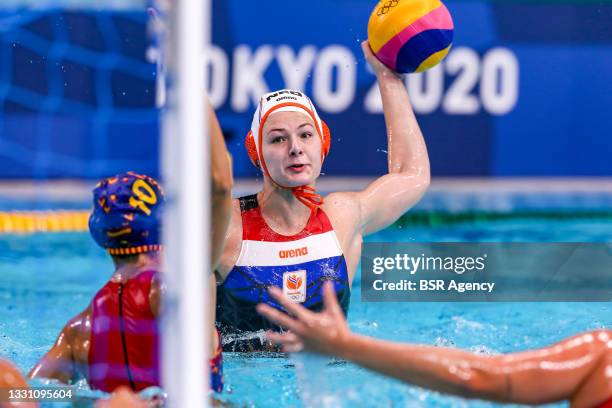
[256,282,351,356]
[95,386,150,408]
[361,41,401,80]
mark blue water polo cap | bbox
[89,172,164,255]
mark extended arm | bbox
[338,330,610,406]
[356,42,430,235]
[258,283,611,407]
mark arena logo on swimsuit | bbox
[278,246,308,259]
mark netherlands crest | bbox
[282,270,306,303]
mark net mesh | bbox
[0,1,159,180]
[0,0,145,11]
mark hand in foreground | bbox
[95,386,152,408]
[256,282,351,356]
[361,41,401,80]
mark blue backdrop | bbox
[0,0,610,179]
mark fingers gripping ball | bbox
[368,0,454,74]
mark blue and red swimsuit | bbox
[216,194,351,351]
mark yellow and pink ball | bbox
[368,0,454,74]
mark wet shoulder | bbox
[322,192,361,222]
[321,191,362,239]
[70,306,92,366]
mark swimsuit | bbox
[216,194,351,351]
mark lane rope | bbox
[0,210,89,233]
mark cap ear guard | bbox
[321,120,331,157]
[245,130,260,168]
[245,122,331,168]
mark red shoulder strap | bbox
[240,199,333,242]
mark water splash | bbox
[292,352,341,407]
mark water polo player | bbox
[29,104,233,394]
[215,41,430,351]
[259,283,612,408]
[29,172,224,393]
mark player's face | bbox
[261,111,322,187]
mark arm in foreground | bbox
[0,359,38,408]
[94,386,147,408]
[353,41,430,235]
[257,283,611,407]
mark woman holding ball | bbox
[214,41,432,351]
[214,0,457,351]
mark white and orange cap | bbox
[245,89,331,212]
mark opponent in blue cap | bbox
[30,104,233,396]
[89,171,164,256]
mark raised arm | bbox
[207,101,232,356]
[28,308,89,384]
[258,283,612,408]
[209,101,233,268]
[356,41,430,235]
[150,103,231,357]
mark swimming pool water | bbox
[1,216,611,407]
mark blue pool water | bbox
[0,215,611,407]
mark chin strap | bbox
[291,185,323,213]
